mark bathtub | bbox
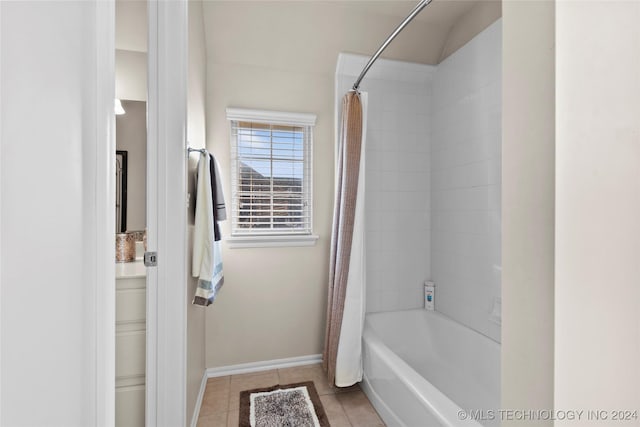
[361,309,500,427]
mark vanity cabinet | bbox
[115,262,146,427]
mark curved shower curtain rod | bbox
[352,0,433,91]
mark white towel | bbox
[192,152,224,306]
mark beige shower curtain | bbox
[323,91,366,387]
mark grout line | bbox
[226,376,231,413]
[336,395,354,427]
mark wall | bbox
[0,1,114,425]
[336,54,433,313]
[116,0,146,53]
[203,57,333,365]
[116,100,147,231]
[116,49,147,102]
[201,1,328,368]
[431,20,502,342]
[502,1,555,423]
[186,0,207,424]
[555,1,640,422]
[115,0,146,103]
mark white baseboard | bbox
[206,354,323,378]
[190,371,208,427]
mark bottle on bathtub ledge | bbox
[424,281,435,311]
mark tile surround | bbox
[336,54,433,314]
[430,20,502,342]
[335,19,501,339]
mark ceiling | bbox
[115,0,500,66]
[330,0,498,63]
[343,0,480,25]
[201,0,500,76]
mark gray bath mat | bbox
[239,381,330,427]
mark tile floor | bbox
[197,363,386,427]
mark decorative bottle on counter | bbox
[115,232,136,262]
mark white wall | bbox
[555,1,640,422]
[336,54,433,313]
[0,1,114,425]
[502,1,555,422]
[114,0,147,104]
[431,20,502,342]
[502,2,640,421]
[116,49,147,102]
[116,0,147,53]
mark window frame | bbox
[225,107,318,248]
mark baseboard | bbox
[206,354,323,378]
[190,371,208,427]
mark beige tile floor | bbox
[197,363,386,427]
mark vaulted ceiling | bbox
[201,0,500,76]
[115,0,501,69]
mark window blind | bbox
[229,120,313,235]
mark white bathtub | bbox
[361,309,500,427]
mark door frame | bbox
[96,0,117,424]
[146,1,189,425]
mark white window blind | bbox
[228,108,315,237]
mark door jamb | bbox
[146,1,189,425]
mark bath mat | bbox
[239,381,330,427]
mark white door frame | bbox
[146,1,189,425]
[96,1,117,425]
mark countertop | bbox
[115,259,146,279]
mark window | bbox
[226,108,318,248]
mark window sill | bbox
[226,234,319,249]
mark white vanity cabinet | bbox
[115,261,146,427]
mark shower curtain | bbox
[323,90,367,387]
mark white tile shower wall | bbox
[335,54,433,313]
[431,20,502,342]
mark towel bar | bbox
[187,147,207,155]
